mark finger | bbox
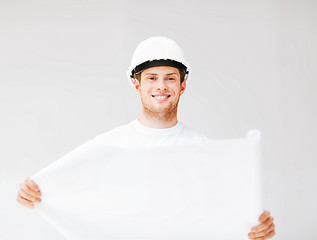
[252,216,274,232]
[20,182,41,199]
[16,195,34,208]
[262,229,276,239]
[258,210,270,223]
[25,178,40,192]
[249,222,275,239]
[254,229,276,240]
[18,189,41,203]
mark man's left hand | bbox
[248,210,276,239]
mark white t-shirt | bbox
[94,119,211,149]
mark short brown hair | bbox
[134,69,186,84]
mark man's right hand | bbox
[16,178,41,208]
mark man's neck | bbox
[138,112,178,129]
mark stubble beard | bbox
[141,96,180,121]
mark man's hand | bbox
[248,210,276,240]
[16,178,41,208]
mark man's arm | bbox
[16,178,41,208]
[248,210,276,239]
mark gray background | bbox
[1,0,316,239]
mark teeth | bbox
[152,95,170,100]
[155,96,167,99]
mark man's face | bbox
[134,66,186,119]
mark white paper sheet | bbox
[31,130,262,240]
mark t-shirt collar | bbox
[133,118,183,134]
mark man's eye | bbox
[148,77,155,80]
[168,78,175,81]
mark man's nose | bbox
[156,78,167,90]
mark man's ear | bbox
[134,79,141,93]
[180,80,186,96]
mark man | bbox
[17,36,275,240]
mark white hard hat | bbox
[127,36,190,86]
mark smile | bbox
[152,94,171,101]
